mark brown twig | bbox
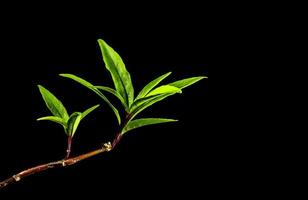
[0,114,129,189]
[0,142,113,189]
[65,136,73,159]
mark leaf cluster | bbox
[38,39,206,138]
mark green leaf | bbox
[168,76,207,89]
[129,92,178,120]
[59,74,97,92]
[59,74,121,125]
[98,39,134,107]
[145,85,182,97]
[95,86,128,111]
[67,112,82,137]
[129,85,181,113]
[135,72,171,100]
[81,104,100,119]
[38,85,69,121]
[37,116,67,127]
[122,118,177,135]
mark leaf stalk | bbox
[65,136,73,159]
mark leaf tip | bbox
[97,39,108,48]
[167,119,178,122]
[37,85,48,95]
[37,84,44,90]
[195,76,208,81]
[59,73,67,77]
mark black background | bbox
[0,6,240,198]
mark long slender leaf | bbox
[59,74,121,124]
[38,85,69,121]
[135,72,171,100]
[168,76,207,89]
[37,116,67,127]
[98,39,134,107]
[130,95,158,112]
[67,112,82,137]
[81,104,100,119]
[129,92,178,121]
[95,85,128,111]
[145,85,181,97]
[122,118,177,135]
[130,86,181,113]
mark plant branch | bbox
[111,133,122,147]
[0,142,112,189]
[65,136,73,159]
[0,114,129,189]
[111,113,130,148]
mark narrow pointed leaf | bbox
[59,74,95,89]
[122,118,177,135]
[38,85,69,121]
[59,74,121,124]
[67,112,82,137]
[145,85,182,97]
[37,116,67,127]
[98,39,134,107]
[96,85,128,111]
[130,86,181,113]
[81,104,100,119]
[168,76,207,89]
[129,92,178,120]
[92,89,121,125]
[130,95,158,112]
[135,72,171,100]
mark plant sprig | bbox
[37,85,99,158]
[60,39,207,137]
[0,38,207,189]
